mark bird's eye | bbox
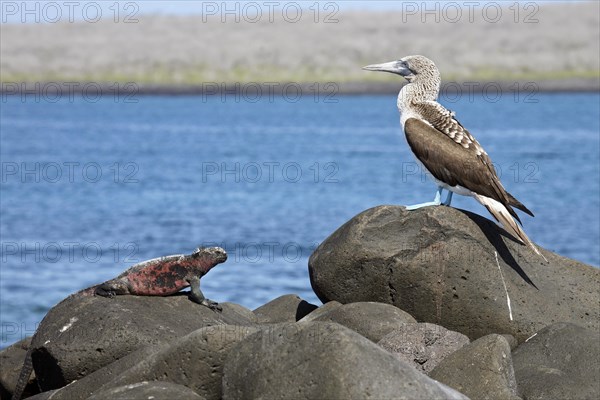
[400,60,416,74]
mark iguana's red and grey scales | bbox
[12,246,227,400]
[93,246,226,305]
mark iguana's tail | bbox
[11,348,33,400]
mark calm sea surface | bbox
[1,93,599,348]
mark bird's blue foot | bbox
[406,187,443,210]
[442,191,453,206]
[406,201,441,210]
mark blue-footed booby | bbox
[363,55,545,260]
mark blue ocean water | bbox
[1,92,599,348]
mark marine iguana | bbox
[11,246,227,400]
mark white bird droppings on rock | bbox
[59,317,78,333]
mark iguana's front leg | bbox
[186,276,222,311]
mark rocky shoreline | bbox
[1,206,598,399]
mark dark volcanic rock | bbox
[222,322,468,400]
[430,334,519,400]
[252,294,318,323]
[310,301,416,342]
[309,205,600,342]
[20,390,58,400]
[95,325,258,400]
[512,323,600,400]
[45,345,164,400]
[0,337,38,399]
[220,302,258,323]
[501,334,519,350]
[29,294,254,391]
[43,325,257,400]
[87,381,204,400]
[377,322,470,373]
[298,300,342,322]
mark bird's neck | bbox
[397,78,441,116]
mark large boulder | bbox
[92,325,258,400]
[512,323,600,400]
[220,302,258,323]
[27,293,254,391]
[298,301,343,322]
[87,381,204,400]
[44,345,164,400]
[0,338,38,398]
[19,390,58,400]
[430,334,520,400]
[45,325,257,400]
[377,322,470,374]
[222,322,468,400]
[310,301,416,342]
[309,205,599,342]
[252,294,318,323]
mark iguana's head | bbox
[193,246,228,264]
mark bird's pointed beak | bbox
[362,60,412,76]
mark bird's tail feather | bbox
[475,194,547,262]
[506,191,534,217]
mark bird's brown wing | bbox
[403,116,527,223]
